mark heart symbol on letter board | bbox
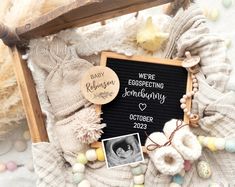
[139,103,147,111]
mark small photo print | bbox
[102,133,144,168]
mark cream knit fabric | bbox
[29,4,235,187]
[29,37,92,118]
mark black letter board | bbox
[98,52,192,146]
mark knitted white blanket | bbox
[28,4,235,187]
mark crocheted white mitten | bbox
[145,132,184,175]
[163,119,202,161]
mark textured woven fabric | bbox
[29,37,92,118]
[29,4,235,187]
[55,106,105,165]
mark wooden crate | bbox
[0,0,188,143]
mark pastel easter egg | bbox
[202,137,210,147]
[78,179,91,187]
[172,174,184,185]
[133,185,144,187]
[141,164,147,173]
[0,163,6,172]
[133,174,145,184]
[85,149,97,162]
[23,131,31,141]
[222,0,232,8]
[77,153,88,164]
[96,148,105,161]
[72,163,85,173]
[207,138,217,152]
[184,160,192,172]
[6,161,18,172]
[131,166,143,175]
[209,8,220,21]
[14,140,27,152]
[198,136,205,146]
[197,161,212,179]
[73,172,85,184]
[215,138,225,150]
[225,139,235,153]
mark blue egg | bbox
[131,166,143,175]
[73,173,85,184]
[225,139,235,153]
[172,174,184,185]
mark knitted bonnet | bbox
[30,37,92,118]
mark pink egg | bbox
[6,161,18,172]
[184,160,192,172]
[0,163,6,172]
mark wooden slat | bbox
[11,46,48,143]
[16,0,172,40]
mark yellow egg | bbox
[96,148,105,161]
[207,138,217,152]
[209,8,220,21]
[198,136,205,145]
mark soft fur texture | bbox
[145,132,184,175]
[163,119,202,161]
[0,41,25,140]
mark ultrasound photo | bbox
[102,133,144,168]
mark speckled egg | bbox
[197,161,212,179]
[225,139,235,153]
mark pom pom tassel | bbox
[73,107,106,144]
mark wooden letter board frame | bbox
[91,52,192,150]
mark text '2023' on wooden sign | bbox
[99,52,192,145]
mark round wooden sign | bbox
[81,66,120,105]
